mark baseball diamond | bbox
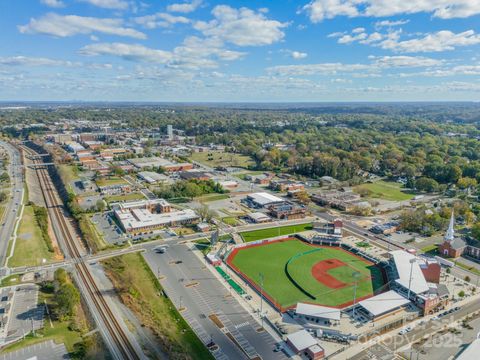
[227,237,386,311]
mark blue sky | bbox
[1,0,480,102]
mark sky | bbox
[1,0,480,102]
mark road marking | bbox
[234,321,249,329]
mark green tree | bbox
[415,177,439,192]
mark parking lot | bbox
[0,340,69,360]
[91,212,126,245]
[1,285,44,344]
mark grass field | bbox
[102,253,212,359]
[354,180,414,201]
[105,192,145,203]
[9,205,55,267]
[239,223,313,242]
[195,193,230,203]
[228,238,384,309]
[191,151,254,169]
[95,177,128,187]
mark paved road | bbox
[0,141,24,267]
[142,242,287,360]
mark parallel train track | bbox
[22,145,141,360]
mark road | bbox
[142,241,287,360]
[0,140,24,267]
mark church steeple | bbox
[445,210,455,242]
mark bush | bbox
[458,290,465,298]
[32,204,54,252]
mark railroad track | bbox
[21,145,141,360]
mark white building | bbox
[244,192,284,208]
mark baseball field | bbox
[227,238,385,311]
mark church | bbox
[438,211,480,260]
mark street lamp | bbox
[407,258,416,300]
[259,272,265,329]
[352,271,361,317]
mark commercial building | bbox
[179,171,211,181]
[127,157,193,172]
[270,179,304,192]
[268,202,307,220]
[246,212,271,223]
[286,330,324,359]
[113,199,198,234]
[244,192,284,208]
[311,190,368,212]
[294,303,341,326]
[138,171,169,184]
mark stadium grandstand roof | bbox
[390,250,429,295]
[358,290,410,317]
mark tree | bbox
[96,199,106,212]
[0,191,6,203]
[415,177,438,192]
[458,290,465,298]
[457,177,477,190]
[465,276,471,282]
[471,222,480,240]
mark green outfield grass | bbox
[354,180,414,202]
[239,223,313,242]
[228,238,384,309]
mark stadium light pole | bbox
[259,272,265,329]
[352,271,361,317]
[407,258,416,300]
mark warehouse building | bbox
[244,192,284,208]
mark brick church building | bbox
[438,211,480,260]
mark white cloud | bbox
[0,56,78,67]
[267,55,444,76]
[78,0,129,10]
[194,5,288,46]
[18,13,146,39]
[291,51,308,59]
[332,28,480,53]
[381,30,480,53]
[40,0,65,8]
[303,0,480,22]
[79,38,245,69]
[370,55,444,68]
[374,19,409,28]
[134,12,190,29]
[79,43,172,63]
[167,0,202,13]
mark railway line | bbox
[20,145,142,360]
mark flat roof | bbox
[286,329,317,352]
[247,192,284,206]
[358,290,410,317]
[247,212,271,221]
[115,208,198,230]
[456,338,480,360]
[295,303,341,321]
[390,250,429,295]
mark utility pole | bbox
[259,272,265,330]
[407,258,416,300]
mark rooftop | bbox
[295,303,341,321]
[246,192,284,206]
[390,250,429,295]
[286,329,318,352]
[358,290,410,317]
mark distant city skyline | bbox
[1,0,480,101]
